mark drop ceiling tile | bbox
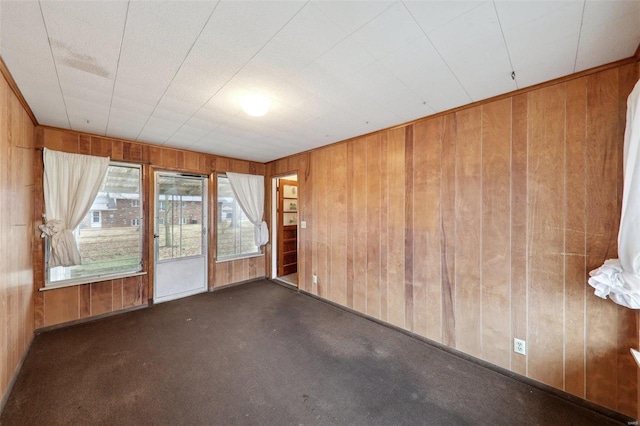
[508,35,578,88]
[108,94,156,117]
[379,37,471,112]
[0,48,67,125]
[582,0,640,27]
[292,63,363,108]
[428,1,515,101]
[494,1,580,31]
[41,1,127,80]
[351,2,424,60]
[343,61,415,104]
[404,1,484,34]
[496,1,582,87]
[315,38,377,78]
[161,1,304,107]
[249,5,347,79]
[231,66,314,109]
[312,0,394,34]
[575,12,640,71]
[1,1,52,59]
[136,126,176,145]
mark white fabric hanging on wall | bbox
[226,172,269,247]
[588,79,640,309]
[39,148,110,268]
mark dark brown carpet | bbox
[0,279,631,425]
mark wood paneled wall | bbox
[266,63,640,416]
[0,69,36,407]
[34,127,266,328]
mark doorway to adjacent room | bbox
[271,174,298,287]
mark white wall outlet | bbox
[312,274,318,284]
[301,221,307,229]
[514,338,526,355]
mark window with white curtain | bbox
[217,174,259,260]
[47,163,143,284]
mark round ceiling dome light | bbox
[241,94,270,117]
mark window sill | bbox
[216,253,264,263]
[40,271,147,292]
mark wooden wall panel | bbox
[454,107,482,358]
[385,128,406,328]
[421,118,444,342]
[481,99,512,369]
[33,127,265,328]
[265,62,639,417]
[350,138,367,312]
[366,134,382,318]
[564,78,587,398]
[1,72,35,407]
[510,93,528,376]
[527,84,567,390]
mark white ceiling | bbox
[1,1,639,163]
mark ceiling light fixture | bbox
[241,94,270,117]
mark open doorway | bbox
[271,174,298,287]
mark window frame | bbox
[44,162,144,287]
[216,173,261,262]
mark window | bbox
[180,218,187,225]
[131,200,139,207]
[91,211,101,228]
[159,201,165,211]
[157,217,164,225]
[47,163,143,284]
[217,174,259,260]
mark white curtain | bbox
[588,79,640,309]
[39,148,110,268]
[226,172,269,247]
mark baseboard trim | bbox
[1,332,35,414]
[210,277,267,292]
[274,281,636,425]
[35,304,148,334]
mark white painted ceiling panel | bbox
[575,7,640,72]
[0,1,51,59]
[403,1,484,34]
[379,36,471,113]
[496,1,583,88]
[351,2,424,60]
[0,0,638,162]
[312,1,394,35]
[428,1,516,101]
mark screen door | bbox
[154,172,208,303]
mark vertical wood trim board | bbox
[265,63,639,417]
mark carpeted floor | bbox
[0,279,631,425]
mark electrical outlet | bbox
[312,274,318,284]
[514,338,526,355]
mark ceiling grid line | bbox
[37,0,71,129]
[105,0,130,136]
[2,0,638,162]
[401,0,473,105]
[134,0,222,142]
[573,1,587,74]
[164,1,312,147]
[492,0,518,90]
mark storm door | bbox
[154,172,208,303]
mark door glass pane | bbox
[157,175,204,261]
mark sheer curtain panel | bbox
[39,148,110,268]
[588,79,640,309]
[226,172,269,247]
